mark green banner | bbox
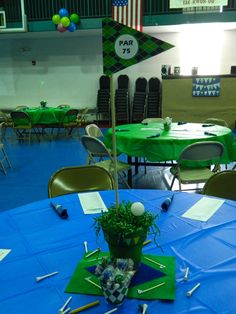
[170,0,228,8]
[102,17,174,76]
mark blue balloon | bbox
[59,8,69,17]
[68,22,76,32]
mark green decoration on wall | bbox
[102,17,175,76]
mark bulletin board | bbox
[162,75,236,129]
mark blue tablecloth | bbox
[1,189,236,313]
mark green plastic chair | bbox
[202,170,236,201]
[81,135,131,188]
[48,165,114,198]
[170,141,224,191]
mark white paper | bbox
[78,192,108,214]
[0,249,11,261]
[182,197,224,222]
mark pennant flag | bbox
[103,18,174,76]
[112,0,143,32]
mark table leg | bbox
[135,157,139,175]
[128,156,132,187]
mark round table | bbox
[0,189,236,313]
[104,122,234,164]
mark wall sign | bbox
[192,77,220,97]
[170,0,228,8]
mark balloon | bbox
[52,14,61,25]
[57,23,67,33]
[59,8,69,17]
[70,13,80,24]
[68,22,76,32]
[61,16,70,28]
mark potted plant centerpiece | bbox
[94,200,159,269]
[40,100,47,108]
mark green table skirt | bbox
[23,107,73,125]
[104,122,234,164]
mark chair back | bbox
[99,75,110,90]
[15,105,29,111]
[85,124,104,138]
[57,104,70,108]
[77,107,88,126]
[63,109,79,118]
[203,170,236,201]
[142,118,164,124]
[148,77,161,93]
[48,165,114,198]
[10,111,32,127]
[118,74,129,89]
[179,141,224,167]
[62,109,79,125]
[135,77,147,93]
[81,135,111,160]
[204,118,228,127]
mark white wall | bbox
[0,24,236,110]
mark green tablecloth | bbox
[24,107,73,125]
[104,122,234,164]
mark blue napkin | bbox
[51,202,68,219]
[161,195,174,212]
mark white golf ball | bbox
[131,202,145,216]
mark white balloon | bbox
[131,202,145,216]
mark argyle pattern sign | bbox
[102,17,174,75]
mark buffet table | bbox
[1,189,236,313]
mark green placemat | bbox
[65,253,175,300]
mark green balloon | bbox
[70,13,80,24]
[52,14,61,25]
[61,16,70,27]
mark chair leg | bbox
[118,172,130,189]
[2,147,11,168]
[178,178,182,191]
[0,160,6,175]
[169,176,176,190]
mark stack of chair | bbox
[115,74,130,123]
[131,77,147,123]
[146,77,161,118]
[96,75,111,124]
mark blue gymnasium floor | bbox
[1,128,235,212]
[0,128,167,212]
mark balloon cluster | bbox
[52,8,80,33]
